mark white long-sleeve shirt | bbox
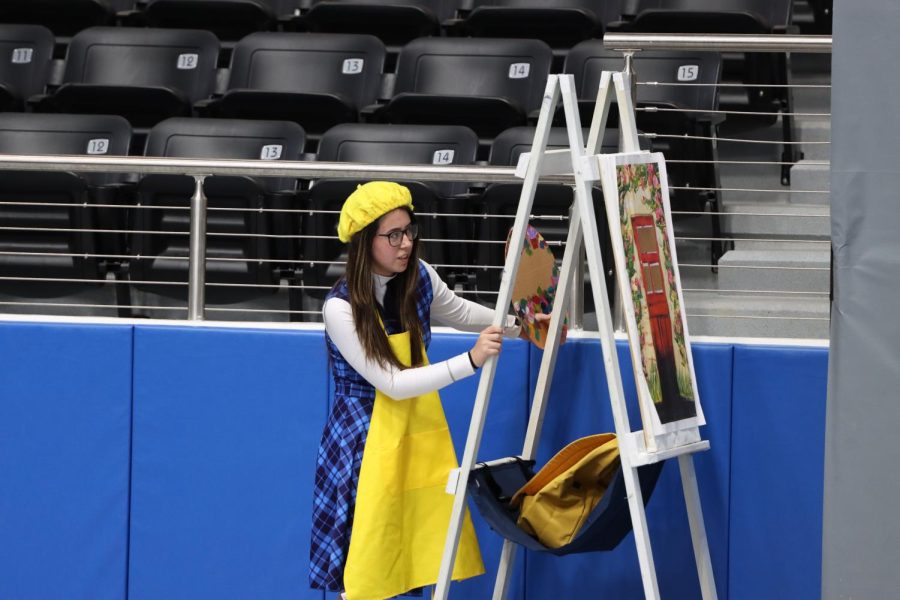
[323,261,519,400]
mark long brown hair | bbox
[344,208,424,370]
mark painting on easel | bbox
[599,152,705,436]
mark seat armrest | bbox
[277,12,306,30]
[441,17,466,35]
[116,9,146,26]
[26,93,52,111]
[359,102,386,122]
[604,19,632,32]
[193,97,221,116]
[526,108,543,124]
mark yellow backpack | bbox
[510,433,621,548]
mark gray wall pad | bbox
[823,2,900,598]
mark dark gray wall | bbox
[823,1,900,598]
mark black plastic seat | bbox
[372,37,552,139]
[0,113,132,302]
[141,0,300,41]
[475,126,622,305]
[200,32,386,135]
[130,117,305,310]
[301,0,456,47]
[617,0,792,35]
[0,0,133,37]
[34,27,219,130]
[610,0,799,183]
[0,24,55,112]
[304,123,479,304]
[449,0,613,49]
[564,44,728,263]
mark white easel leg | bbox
[678,454,718,600]
[491,539,518,600]
[622,463,662,600]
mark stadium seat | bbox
[303,123,479,306]
[616,0,792,35]
[475,126,619,305]
[300,0,456,48]
[0,113,132,307]
[129,117,305,313]
[33,27,219,130]
[199,32,385,136]
[141,0,300,41]
[0,0,132,37]
[448,0,612,49]
[806,0,832,34]
[609,0,799,183]
[0,24,55,112]
[564,43,728,263]
[370,37,553,139]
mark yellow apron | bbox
[344,329,485,600]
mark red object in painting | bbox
[631,215,692,422]
[631,216,673,355]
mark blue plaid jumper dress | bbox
[309,260,433,592]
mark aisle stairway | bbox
[681,53,831,339]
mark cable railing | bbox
[600,32,833,338]
[0,33,833,338]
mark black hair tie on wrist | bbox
[467,350,479,370]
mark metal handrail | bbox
[603,32,833,53]
[0,154,541,184]
[0,154,573,320]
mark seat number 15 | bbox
[677,65,699,82]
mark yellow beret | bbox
[337,181,414,243]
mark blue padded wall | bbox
[0,317,830,600]
[523,339,733,600]
[729,345,828,600]
[0,322,133,600]
[129,326,328,600]
[429,333,531,600]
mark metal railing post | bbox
[623,50,638,106]
[187,175,208,321]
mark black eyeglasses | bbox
[376,223,419,247]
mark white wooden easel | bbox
[433,72,717,600]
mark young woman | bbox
[309,181,539,599]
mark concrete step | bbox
[716,248,830,294]
[674,237,718,291]
[790,159,830,204]
[683,291,830,339]
[722,200,830,239]
[797,120,831,161]
[719,169,791,205]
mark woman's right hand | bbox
[470,325,504,368]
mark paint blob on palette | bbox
[506,225,568,349]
